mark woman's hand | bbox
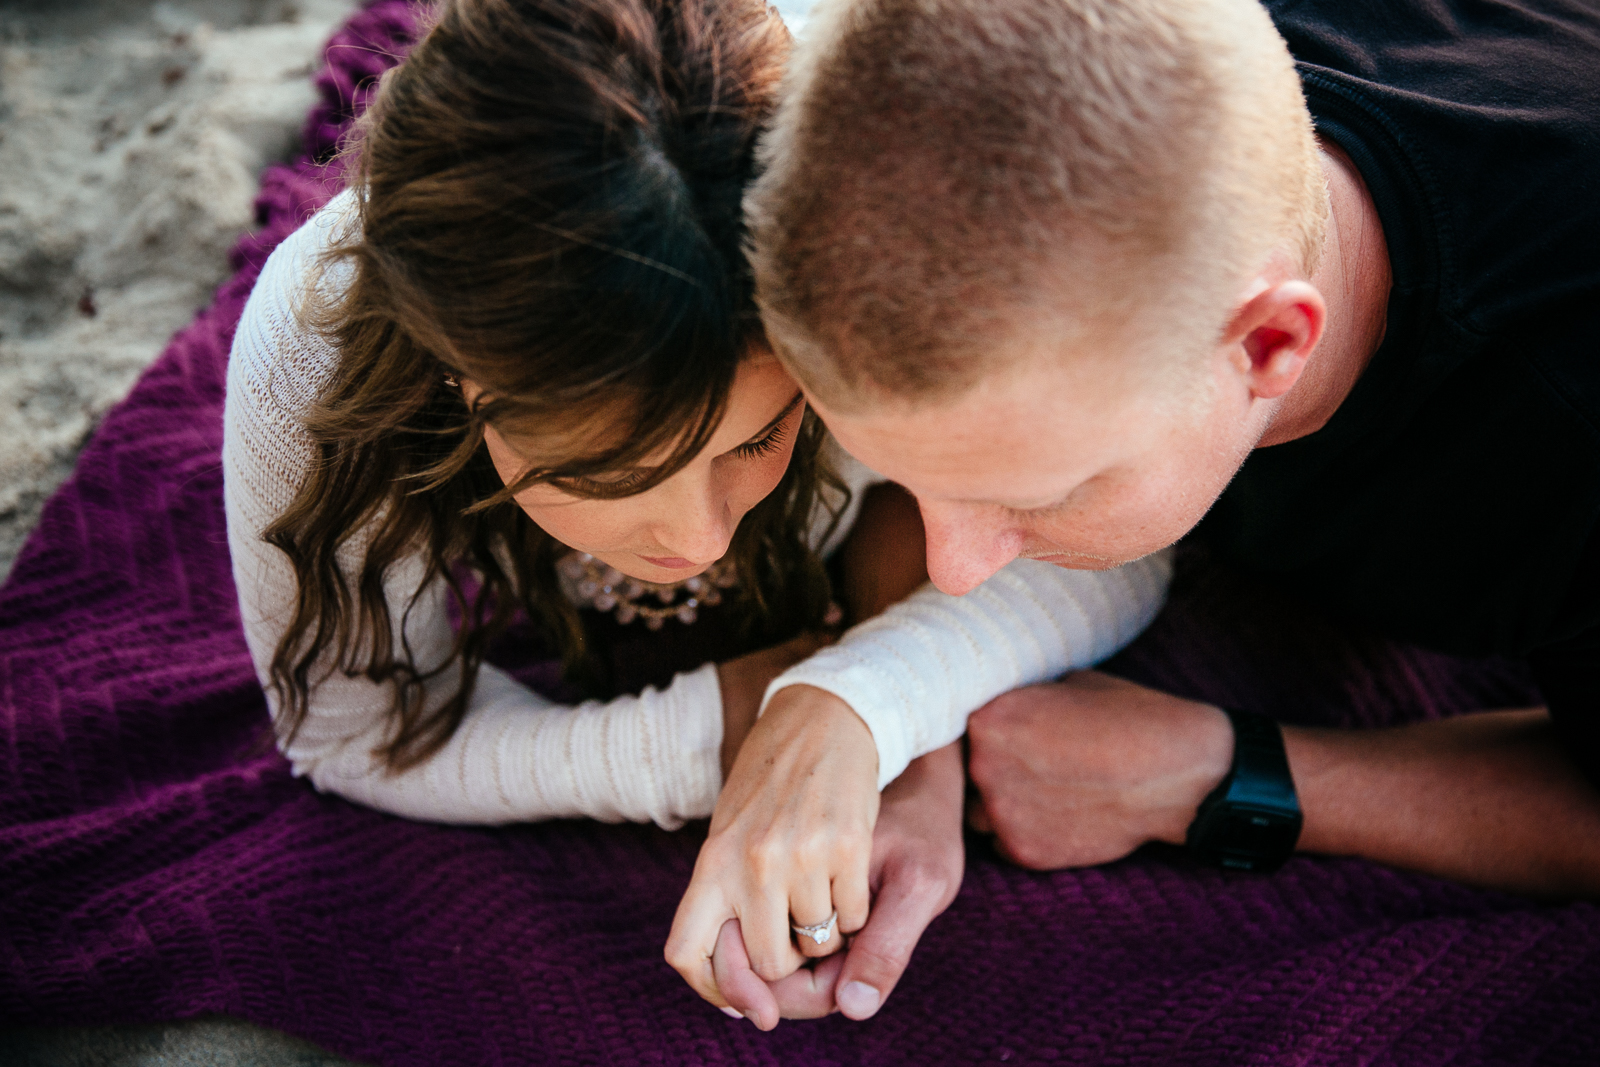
[717,632,834,780]
[710,740,967,1028]
[665,684,881,1015]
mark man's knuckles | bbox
[968,694,1058,766]
[877,859,954,913]
[993,830,1058,871]
[966,695,1022,743]
[965,729,1020,790]
[982,799,1061,869]
[977,682,1075,723]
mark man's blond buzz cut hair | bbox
[748,0,1330,408]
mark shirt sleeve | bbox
[761,551,1174,789]
[222,198,723,829]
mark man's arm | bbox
[1287,706,1600,895]
[965,671,1600,897]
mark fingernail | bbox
[838,981,881,1019]
[720,1006,743,1019]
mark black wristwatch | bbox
[1185,708,1303,872]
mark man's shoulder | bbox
[1269,0,1600,338]
[1267,0,1600,84]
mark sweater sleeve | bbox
[761,550,1173,789]
[222,195,723,829]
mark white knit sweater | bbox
[223,191,1172,829]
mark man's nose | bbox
[917,499,1024,596]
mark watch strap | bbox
[1185,708,1303,872]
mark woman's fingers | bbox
[789,874,844,960]
[712,919,779,1030]
[833,862,873,939]
[676,685,880,1007]
[665,882,735,1006]
[738,884,809,979]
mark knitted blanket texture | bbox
[2,4,1597,1063]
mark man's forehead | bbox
[815,373,1125,504]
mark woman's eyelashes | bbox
[551,419,795,498]
[731,420,791,461]
[550,468,655,498]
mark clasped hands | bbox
[668,669,1234,1029]
[666,682,967,1029]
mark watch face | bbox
[1210,806,1303,871]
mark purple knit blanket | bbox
[3,4,1597,1063]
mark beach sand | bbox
[0,0,361,578]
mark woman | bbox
[224,0,1169,1021]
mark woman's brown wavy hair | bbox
[263,0,841,772]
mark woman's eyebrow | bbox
[741,391,804,444]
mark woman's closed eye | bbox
[728,390,804,462]
[731,419,791,461]
[552,392,803,498]
[556,468,656,496]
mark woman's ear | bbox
[1223,280,1326,400]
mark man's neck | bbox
[1257,140,1393,447]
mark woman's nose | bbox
[650,469,737,564]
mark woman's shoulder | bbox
[227,189,362,424]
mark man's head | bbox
[749,0,1332,592]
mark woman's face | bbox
[469,353,806,584]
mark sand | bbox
[0,0,362,578]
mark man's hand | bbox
[965,671,1232,869]
[966,672,1600,897]
[666,685,880,1020]
[711,741,966,1028]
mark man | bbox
[735,0,1600,1011]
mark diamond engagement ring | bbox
[790,910,839,946]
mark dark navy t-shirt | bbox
[1197,0,1600,779]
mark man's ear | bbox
[1221,280,1326,400]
